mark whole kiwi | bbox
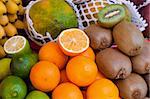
[84,24,112,50]
[115,73,147,99]
[131,41,150,74]
[96,48,132,79]
[113,20,144,56]
[144,73,150,97]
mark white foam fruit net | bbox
[25,0,148,46]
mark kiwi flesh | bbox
[131,41,150,74]
[98,4,126,28]
[96,48,132,79]
[115,73,147,99]
[84,24,112,50]
[113,20,144,56]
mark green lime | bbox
[26,90,50,99]
[11,52,38,78]
[0,58,11,81]
[4,36,32,56]
[0,76,27,99]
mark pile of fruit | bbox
[0,0,149,99]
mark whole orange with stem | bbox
[87,79,119,99]
[60,69,69,83]
[78,47,95,61]
[66,56,98,87]
[52,82,83,99]
[30,61,60,92]
[39,42,68,70]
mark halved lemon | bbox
[58,28,89,56]
[4,36,31,55]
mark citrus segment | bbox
[58,28,89,56]
[4,36,31,55]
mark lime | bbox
[11,52,38,78]
[0,76,27,99]
[4,36,32,56]
[26,90,50,99]
[0,58,11,81]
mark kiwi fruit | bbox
[123,5,132,22]
[131,42,150,74]
[5,0,19,14]
[115,73,147,99]
[8,14,18,23]
[0,25,6,39]
[0,45,6,58]
[4,23,17,37]
[13,19,25,29]
[96,48,132,79]
[84,24,112,50]
[0,1,7,15]
[143,73,150,97]
[98,4,126,28]
[113,20,144,56]
[0,15,9,26]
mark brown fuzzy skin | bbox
[84,24,112,50]
[113,21,144,56]
[144,73,150,97]
[96,48,132,79]
[131,42,150,74]
[115,73,147,99]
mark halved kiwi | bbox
[84,24,112,50]
[98,4,126,28]
[96,48,132,79]
[131,41,150,74]
[115,73,147,99]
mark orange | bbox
[39,42,68,69]
[58,28,89,56]
[52,82,83,99]
[95,71,105,81]
[60,69,69,83]
[87,79,119,99]
[77,47,95,61]
[66,56,98,87]
[82,90,87,99]
[30,61,60,92]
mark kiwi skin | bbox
[113,20,144,56]
[131,42,150,74]
[143,73,150,97]
[115,73,147,99]
[96,48,132,79]
[84,24,112,50]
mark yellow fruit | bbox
[13,20,25,29]
[0,15,9,26]
[4,23,17,37]
[0,0,8,3]
[12,0,22,5]
[0,37,8,45]
[18,5,24,15]
[8,14,18,23]
[0,45,6,58]
[5,0,19,14]
[0,1,7,15]
[0,25,6,39]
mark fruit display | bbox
[0,0,149,99]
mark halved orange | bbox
[58,28,89,56]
